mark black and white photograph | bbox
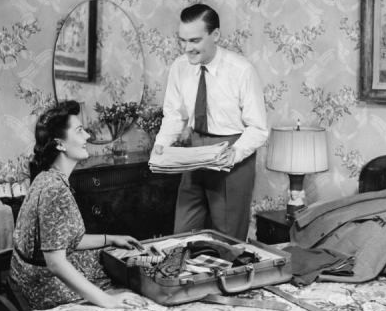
[1,1,386,311]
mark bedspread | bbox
[42,276,386,311]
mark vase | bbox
[112,137,128,164]
[146,132,157,156]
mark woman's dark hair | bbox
[180,4,219,34]
[31,100,80,175]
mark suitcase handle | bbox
[218,265,254,294]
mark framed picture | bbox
[361,0,386,103]
[54,1,97,81]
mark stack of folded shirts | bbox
[149,141,232,173]
[186,254,233,271]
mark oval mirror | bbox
[53,0,145,144]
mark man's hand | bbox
[179,127,192,146]
[153,144,164,155]
[223,146,236,166]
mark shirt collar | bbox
[194,46,222,76]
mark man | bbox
[153,4,268,241]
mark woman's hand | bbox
[103,291,147,309]
[107,235,144,251]
[43,250,148,309]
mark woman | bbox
[10,101,146,309]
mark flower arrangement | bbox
[94,101,139,141]
[136,105,163,138]
[135,104,163,152]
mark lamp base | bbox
[286,174,306,220]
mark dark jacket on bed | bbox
[290,189,386,283]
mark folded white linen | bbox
[149,142,228,166]
[149,142,233,173]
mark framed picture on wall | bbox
[361,0,386,103]
[53,1,97,82]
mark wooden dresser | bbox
[69,152,181,240]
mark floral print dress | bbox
[10,168,110,310]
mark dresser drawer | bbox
[75,185,141,235]
[70,163,148,193]
[67,157,180,238]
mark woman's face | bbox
[61,115,90,161]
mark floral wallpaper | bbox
[1,0,386,238]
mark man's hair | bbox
[180,4,219,34]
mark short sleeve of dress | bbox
[38,184,84,252]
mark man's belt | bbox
[193,131,241,138]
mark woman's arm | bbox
[76,234,105,249]
[76,234,143,250]
[44,250,145,308]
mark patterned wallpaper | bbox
[1,0,386,234]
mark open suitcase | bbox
[101,229,292,306]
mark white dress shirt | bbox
[155,46,268,164]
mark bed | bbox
[43,156,386,311]
[45,274,386,311]
[40,242,386,311]
[3,156,385,311]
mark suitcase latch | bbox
[180,278,194,285]
[273,258,286,266]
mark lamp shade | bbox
[266,127,328,174]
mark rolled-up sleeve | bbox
[232,64,268,163]
[155,62,187,147]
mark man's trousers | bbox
[174,132,256,241]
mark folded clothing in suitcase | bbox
[101,230,292,306]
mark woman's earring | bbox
[55,139,66,152]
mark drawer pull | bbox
[92,177,101,187]
[268,225,275,236]
[92,205,102,217]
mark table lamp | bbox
[266,124,328,219]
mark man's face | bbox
[178,18,219,65]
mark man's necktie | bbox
[194,66,208,134]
